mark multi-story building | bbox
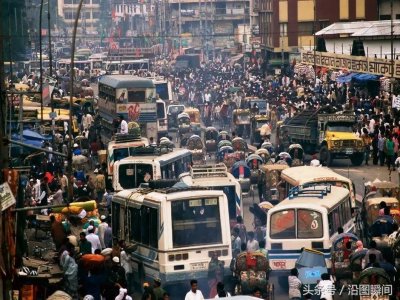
[378,0,400,20]
[57,0,102,33]
[258,0,378,72]
[167,0,250,52]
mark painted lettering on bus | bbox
[272,261,286,269]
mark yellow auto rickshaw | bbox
[184,107,201,135]
[261,164,289,205]
[364,197,400,226]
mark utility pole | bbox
[39,0,44,123]
[390,0,394,96]
[178,0,182,53]
[48,0,55,115]
[313,0,317,88]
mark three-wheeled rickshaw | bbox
[232,137,248,161]
[288,144,304,167]
[246,154,264,185]
[231,161,251,194]
[261,164,289,205]
[185,107,201,135]
[255,149,271,164]
[205,127,218,153]
[187,134,205,165]
[167,104,185,131]
[233,109,251,138]
[218,130,231,142]
[234,251,273,299]
[178,112,191,136]
[250,115,270,147]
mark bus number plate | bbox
[190,262,207,270]
[272,260,286,269]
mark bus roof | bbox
[273,186,350,211]
[116,148,191,164]
[113,188,225,204]
[281,166,351,186]
[99,75,155,89]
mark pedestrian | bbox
[120,241,134,295]
[86,225,101,253]
[288,268,302,300]
[363,240,383,268]
[95,169,106,202]
[233,216,247,244]
[246,231,259,252]
[184,279,204,300]
[115,287,133,300]
[153,278,166,300]
[214,282,231,298]
[316,273,334,300]
[60,246,78,298]
[207,252,224,298]
[386,134,395,170]
[103,257,127,300]
[97,215,108,249]
[361,128,371,165]
[378,135,386,166]
[252,287,262,298]
[231,227,241,256]
[118,115,128,134]
[50,215,66,250]
[79,232,92,256]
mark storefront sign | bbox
[0,182,16,211]
[301,51,400,78]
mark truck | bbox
[278,110,364,166]
[174,54,201,70]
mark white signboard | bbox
[0,182,16,211]
[392,95,400,109]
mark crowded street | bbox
[1,0,400,299]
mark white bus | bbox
[111,187,232,293]
[104,59,150,75]
[266,185,354,271]
[280,166,357,208]
[113,148,192,191]
[179,164,242,226]
[106,137,149,180]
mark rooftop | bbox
[316,20,400,38]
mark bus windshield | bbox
[171,198,222,248]
[156,83,169,100]
[270,209,323,239]
[118,163,153,189]
[213,185,236,220]
[157,102,166,119]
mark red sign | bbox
[272,261,286,269]
[127,103,140,121]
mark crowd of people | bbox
[15,55,400,300]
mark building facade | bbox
[258,0,378,71]
[378,0,400,20]
[167,0,250,53]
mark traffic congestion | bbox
[4,43,400,300]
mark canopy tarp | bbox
[352,73,381,82]
[336,72,358,83]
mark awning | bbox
[352,73,381,82]
[336,73,358,83]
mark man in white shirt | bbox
[97,215,108,249]
[310,154,321,167]
[119,115,128,134]
[246,231,259,252]
[85,226,101,253]
[185,279,204,300]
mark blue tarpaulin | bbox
[336,73,358,83]
[352,73,381,82]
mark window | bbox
[328,207,342,236]
[380,15,391,20]
[171,198,222,248]
[157,102,166,119]
[298,22,314,35]
[270,209,295,239]
[129,206,158,248]
[280,23,287,37]
[297,209,323,238]
[112,202,120,238]
[119,163,153,189]
[156,83,169,101]
[128,90,146,102]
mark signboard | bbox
[0,182,16,211]
[393,95,400,109]
[318,114,356,123]
[42,83,51,106]
[301,50,400,78]
[117,103,157,121]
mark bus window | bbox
[119,164,153,189]
[112,202,120,237]
[129,206,158,249]
[270,210,295,239]
[128,91,145,102]
[297,209,323,239]
[157,102,166,119]
[171,198,222,248]
[113,148,129,162]
[156,83,169,100]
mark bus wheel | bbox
[350,154,363,166]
